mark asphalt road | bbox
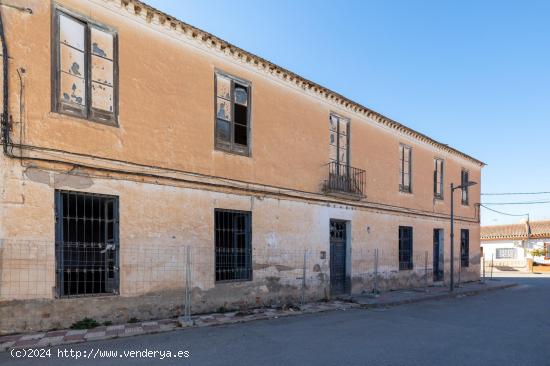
[2,276,549,366]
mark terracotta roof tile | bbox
[481,220,550,240]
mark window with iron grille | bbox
[460,229,470,267]
[399,226,413,270]
[545,243,550,260]
[53,8,118,125]
[461,169,470,205]
[215,71,251,156]
[434,158,444,199]
[215,209,252,282]
[399,145,412,193]
[55,190,119,297]
[496,248,516,259]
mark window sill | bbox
[56,292,119,299]
[49,111,118,128]
[214,146,251,158]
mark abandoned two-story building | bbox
[0,0,484,334]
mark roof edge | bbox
[119,0,485,167]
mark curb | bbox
[357,283,517,309]
[0,283,517,352]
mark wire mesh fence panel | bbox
[0,239,55,300]
[2,239,478,316]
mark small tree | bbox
[530,248,547,258]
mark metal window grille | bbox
[55,190,119,297]
[460,229,470,267]
[215,209,252,282]
[399,226,413,270]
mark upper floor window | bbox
[53,9,118,125]
[399,144,412,193]
[461,169,470,205]
[328,114,350,168]
[434,158,444,199]
[215,72,251,156]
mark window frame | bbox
[329,113,351,167]
[398,226,414,270]
[461,169,470,205]
[399,144,412,193]
[214,70,252,156]
[434,158,444,200]
[495,248,516,259]
[545,243,550,260]
[214,208,253,283]
[54,190,120,298]
[52,6,119,126]
[460,229,470,267]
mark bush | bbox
[530,248,547,257]
[70,317,100,330]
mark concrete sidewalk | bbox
[0,280,515,352]
[352,280,516,308]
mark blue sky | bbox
[145,0,550,226]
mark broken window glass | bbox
[234,85,248,106]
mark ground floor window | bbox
[460,229,470,267]
[496,248,515,259]
[399,226,413,270]
[215,209,252,282]
[55,190,119,297]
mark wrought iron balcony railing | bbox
[323,161,366,198]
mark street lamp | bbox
[450,180,477,292]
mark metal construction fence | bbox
[0,239,478,317]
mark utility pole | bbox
[450,180,477,292]
[450,183,455,292]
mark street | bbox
[2,276,549,366]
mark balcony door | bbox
[329,113,350,175]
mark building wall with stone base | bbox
[0,157,480,334]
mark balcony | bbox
[323,161,366,198]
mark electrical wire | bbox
[481,191,550,196]
[479,204,529,217]
[481,201,550,205]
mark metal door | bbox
[330,220,347,296]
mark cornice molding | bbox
[99,0,485,167]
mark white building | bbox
[481,220,550,266]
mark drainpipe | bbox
[0,8,9,154]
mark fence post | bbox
[458,252,462,288]
[481,256,485,283]
[373,248,379,295]
[301,249,307,308]
[490,253,494,279]
[424,250,428,292]
[181,246,192,325]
